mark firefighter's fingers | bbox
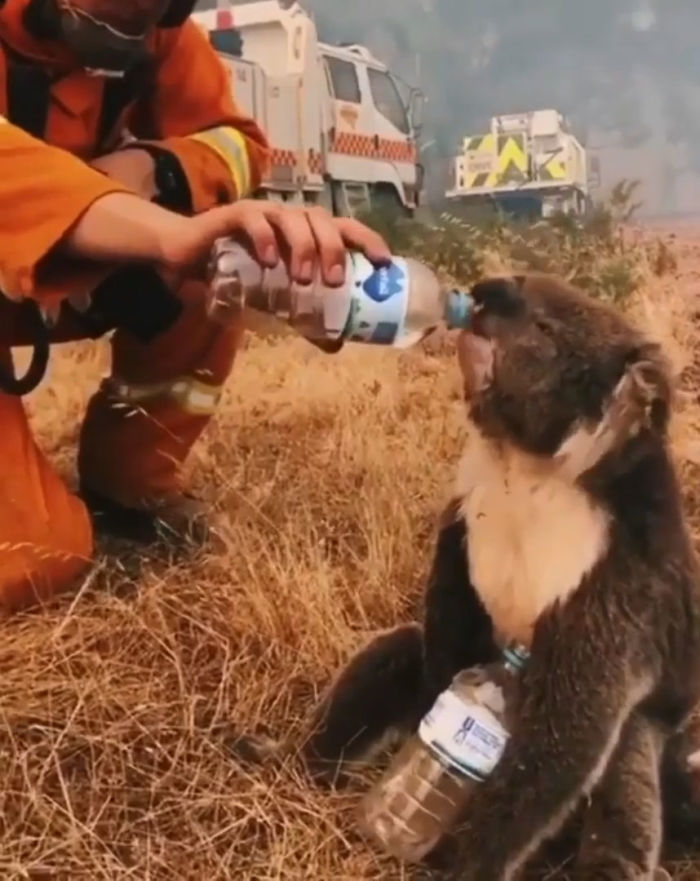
[229,202,281,267]
[205,201,280,268]
[262,204,320,284]
[304,205,349,287]
[332,216,392,266]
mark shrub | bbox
[358,178,675,304]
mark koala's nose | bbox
[457,330,495,396]
[470,306,490,338]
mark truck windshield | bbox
[368,69,409,134]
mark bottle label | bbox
[343,253,409,345]
[418,689,509,781]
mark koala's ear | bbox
[555,344,672,479]
[617,345,672,434]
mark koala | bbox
[238,275,700,881]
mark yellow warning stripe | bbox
[189,125,252,198]
[538,153,567,180]
[462,132,528,189]
[463,133,495,153]
[496,134,527,180]
[462,133,495,188]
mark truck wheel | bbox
[578,191,588,216]
[330,181,351,218]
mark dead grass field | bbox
[1,223,700,879]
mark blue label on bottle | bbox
[344,254,409,346]
[362,261,406,303]
[370,322,401,343]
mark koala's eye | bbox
[534,316,556,337]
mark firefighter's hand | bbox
[160,200,392,285]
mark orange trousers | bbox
[0,280,244,613]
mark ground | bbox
[1,224,700,879]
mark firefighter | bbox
[0,0,390,612]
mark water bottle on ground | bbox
[357,642,529,863]
[206,238,473,349]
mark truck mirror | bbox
[410,90,425,132]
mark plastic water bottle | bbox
[357,643,529,863]
[206,238,473,348]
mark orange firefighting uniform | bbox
[0,0,269,611]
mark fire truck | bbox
[191,1,425,217]
[445,109,597,219]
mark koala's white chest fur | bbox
[455,427,610,646]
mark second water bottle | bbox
[357,642,529,863]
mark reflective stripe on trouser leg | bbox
[188,126,252,197]
[77,278,244,507]
[111,375,223,417]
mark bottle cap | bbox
[502,643,530,668]
[444,289,473,330]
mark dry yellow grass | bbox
[1,230,699,880]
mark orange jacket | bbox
[0,0,269,310]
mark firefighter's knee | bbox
[77,286,244,505]
[0,498,93,613]
[0,363,94,613]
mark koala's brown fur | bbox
[237,275,700,881]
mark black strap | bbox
[134,142,193,212]
[0,302,50,396]
[0,60,51,396]
[159,0,197,28]
[6,58,50,137]
[66,264,184,343]
[97,61,149,149]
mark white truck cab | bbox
[192,1,425,217]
